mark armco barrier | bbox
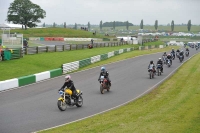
[18,75,36,87]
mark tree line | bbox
[6,0,193,31]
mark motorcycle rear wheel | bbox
[57,100,67,111]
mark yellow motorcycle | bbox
[57,88,83,111]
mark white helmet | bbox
[159,58,161,61]
[65,75,71,82]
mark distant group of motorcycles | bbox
[148,47,192,79]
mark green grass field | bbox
[39,50,200,133]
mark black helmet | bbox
[150,60,153,64]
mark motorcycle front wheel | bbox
[57,100,67,111]
[76,96,83,107]
[100,85,104,94]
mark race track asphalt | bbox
[0,47,199,133]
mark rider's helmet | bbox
[164,52,166,54]
[159,58,161,61]
[101,66,105,71]
[168,54,171,56]
[65,75,71,82]
[150,60,153,64]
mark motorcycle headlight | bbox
[59,91,64,95]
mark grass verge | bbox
[39,52,200,133]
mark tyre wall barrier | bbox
[91,55,101,64]
[79,58,91,68]
[62,61,79,74]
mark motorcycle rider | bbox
[58,75,78,102]
[185,47,189,56]
[176,49,180,58]
[167,53,172,64]
[195,43,199,50]
[162,52,167,64]
[98,66,111,86]
[148,60,156,74]
[171,48,175,59]
[179,50,184,60]
[156,58,163,73]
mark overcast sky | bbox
[0,0,200,25]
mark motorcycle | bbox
[99,76,110,94]
[171,53,175,60]
[185,51,189,57]
[196,46,199,50]
[179,55,184,62]
[176,52,180,58]
[162,56,167,64]
[167,59,171,67]
[156,64,162,76]
[57,88,83,111]
[148,65,155,79]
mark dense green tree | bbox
[154,20,158,30]
[113,21,115,30]
[171,20,174,31]
[43,22,45,27]
[88,22,90,31]
[53,22,56,27]
[102,21,133,27]
[7,0,46,29]
[126,21,129,30]
[100,20,103,30]
[75,23,77,29]
[187,20,191,31]
[64,22,66,28]
[140,19,143,29]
